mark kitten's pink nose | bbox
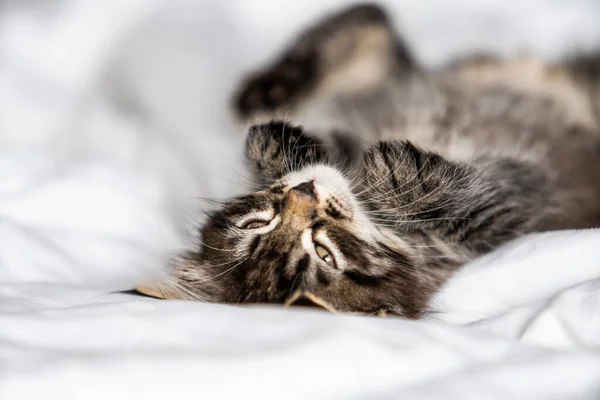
[285,180,318,221]
[290,181,317,200]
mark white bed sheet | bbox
[1,1,600,398]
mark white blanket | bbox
[2,1,600,398]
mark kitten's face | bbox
[138,122,470,317]
[142,164,433,317]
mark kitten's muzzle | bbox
[284,181,319,221]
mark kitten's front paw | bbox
[234,53,317,120]
[245,121,325,183]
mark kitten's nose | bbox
[291,181,317,200]
[285,180,318,218]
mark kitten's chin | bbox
[286,165,350,193]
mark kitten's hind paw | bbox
[234,53,318,120]
[232,3,412,122]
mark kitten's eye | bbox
[315,243,333,264]
[242,220,270,229]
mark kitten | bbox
[138,4,600,318]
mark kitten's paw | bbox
[234,53,318,120]
[246,121,326,182]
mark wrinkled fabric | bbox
[1,1,600,398]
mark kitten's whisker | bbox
[204,256,250,282]
[288,272,300,297]
[216,149,263,188]
[171,281,205,301]
[195,240,240,253]
[352,149,432,199]
[197,196,229,206]
[351,150,414,197]
[205,253,249,268]
[356,159,437,204]
[362,196,457,217]
[283,111,296,175]
[369,216,469,225]
[366,171,446,212]
[281,119,291,175]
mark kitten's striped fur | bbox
[141,4,600,317]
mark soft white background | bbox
[1,1,600,398]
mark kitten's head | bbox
[138,122,468,317]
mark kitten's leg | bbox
[245,121,363,185]
[563,53,600,126]
[245,121,328,184]
[234,4,414,121]
[358,140,555,254]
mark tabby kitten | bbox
[139,4,600,318]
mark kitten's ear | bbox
[136,276,187,300]
[135,260,218,301]
[245,121,328,184]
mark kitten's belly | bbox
[376,77,600,229]
[380,75,593,163]
[297,67,600,228]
